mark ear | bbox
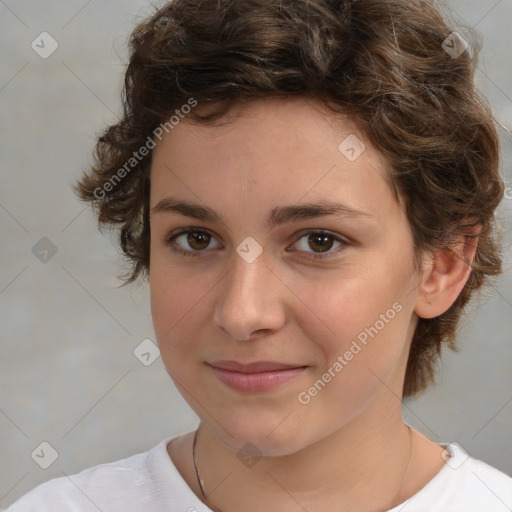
[414,225,480,319]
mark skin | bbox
[148,97,478,512]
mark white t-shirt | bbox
[4,433,512,511]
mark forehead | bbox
[150,97,398,225]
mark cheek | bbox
[149,250,200,356]
[149,247,224,373]
[294,263,411,380]
[293,279,409,423]
[150,279,203,387]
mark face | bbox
[149,97,422,455]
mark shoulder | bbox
[4,438,176,512]
[395,442,512,512]
[453,449,512,510]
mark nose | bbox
[213,248,286,341]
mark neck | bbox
[193,400,415,512]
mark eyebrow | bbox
[151,197,375,228]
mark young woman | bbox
[6,0,512,510]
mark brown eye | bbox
[290,230,348,260]
[185,231,211,250]
[165,229,221,257]
[307,233,335,253]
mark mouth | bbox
[206,360,308,392]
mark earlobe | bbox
[414,227,480,319]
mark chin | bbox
[207,415,313,457]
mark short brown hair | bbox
[74,0,505,398]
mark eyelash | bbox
[164,228,349,260]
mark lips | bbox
[208,360,306,373]
[206,360,308,392]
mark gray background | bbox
[1,0,511,507]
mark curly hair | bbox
[74,0,505,398]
